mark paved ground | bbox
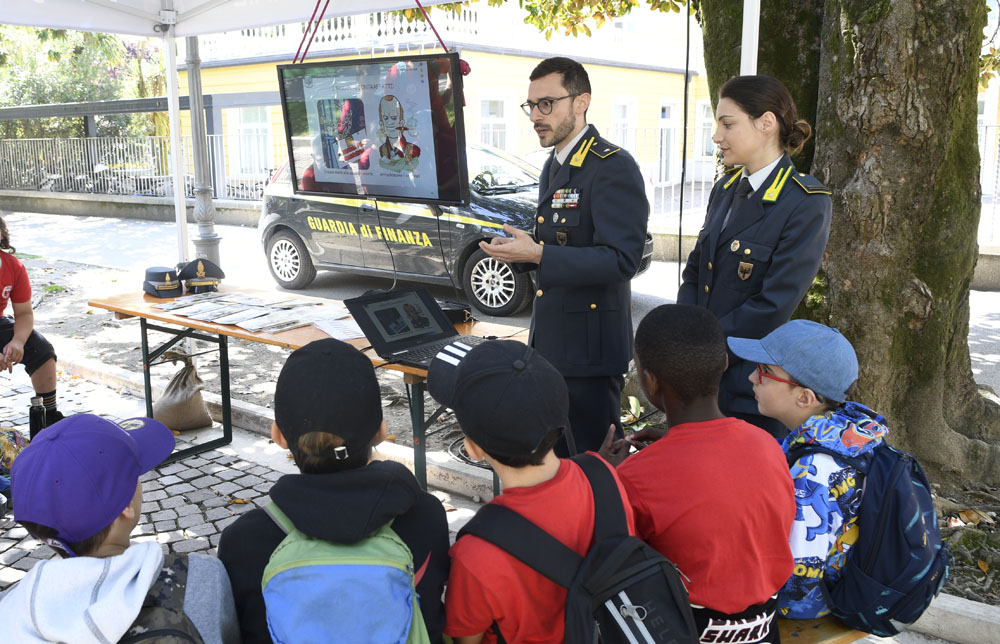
[0,366,481,591]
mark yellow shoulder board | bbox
[791,172,832,195]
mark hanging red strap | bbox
[293,0,323,63]
[413,0,471,78]
[413,0,449,53]
[299,0,331,63]
[294,0,331,64]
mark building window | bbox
[233,106,271,174]
[698,102,715,157]
[610,99,636,153]
[480,100,506,150]
[658,102,678,183]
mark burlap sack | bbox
[153,352,213,431]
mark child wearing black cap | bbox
[600,304,794,644]
[427,340,635,643]
[0,414,239,643]
[217,338,450,644]
[728,320,887,620]
[0,216,63,430]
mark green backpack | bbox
[261,502,431,644]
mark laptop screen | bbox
[346,287,456,356]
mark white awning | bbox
[0,0,452,37]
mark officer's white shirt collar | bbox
[743,155,783,193]
[552,124,591,167]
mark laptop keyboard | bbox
[403,335,490,364]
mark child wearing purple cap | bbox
[0,414,239,644]
[728,319,888,620]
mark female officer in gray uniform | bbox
[678,75,832,439]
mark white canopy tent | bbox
[1,0,440,37]
[1,0,455,261]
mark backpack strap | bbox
[458,503,581,588]
[571,453,630,542]
[263,501,296,535]
[787,443,870,473]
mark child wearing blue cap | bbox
[0,414,239,644]
[728,320,888,620]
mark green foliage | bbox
[621,395,651,431]
[399,0,690,40]
[0,26,163,139]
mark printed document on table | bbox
[315,318,365,340]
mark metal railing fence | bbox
[0,134,287,201]
[1,128,998,246]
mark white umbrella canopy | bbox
[0,0,448,37]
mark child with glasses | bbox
[728,319,888,620]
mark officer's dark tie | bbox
[548,157,561,187]
[723,177,753,230]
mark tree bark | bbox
[699,0,1000,486]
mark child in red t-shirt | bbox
[600,304,795,644]
[0,217,62,433]
[427,340,635,644]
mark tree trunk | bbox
[699,0,1000,486]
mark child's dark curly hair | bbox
[0,217,14,254]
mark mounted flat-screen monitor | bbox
[277,52,469,206]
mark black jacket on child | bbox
[217,459,450,644]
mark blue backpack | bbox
[261,502,431,644]
[787,442,950,636]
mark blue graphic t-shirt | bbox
[778,402,888,619]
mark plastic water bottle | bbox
[29,396,46,440]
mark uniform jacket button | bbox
[707,262,713,271]
[537,216,545,223]
[539,241,545,246]
[704,285,710,293]
[536,289,544,297]
[590,303,597,310]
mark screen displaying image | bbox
[278,53,469,205]
[363,291,446,344]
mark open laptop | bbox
[345,287,490,368]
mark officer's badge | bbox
[738,262,753,280]
[556,231,569,246]
[730,240,741,252]
[551,189,580,209]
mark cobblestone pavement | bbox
[0,366,480,591]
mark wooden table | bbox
[89,286,528,488]
[777,616,866,644]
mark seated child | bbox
[217,338,450,644]
[0,414,239,643]
[601,304,794,644]
[427,340,635,644]
[728,319,887,619]
[1,216,63,431]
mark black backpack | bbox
[119,553,205,644]
[458,453,698,644]
[787,442,950,636]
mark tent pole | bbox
[740,0,760,75]
[164,24,190,266]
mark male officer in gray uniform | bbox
[480,57,648,454]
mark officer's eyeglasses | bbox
[755,364,800,387]
[520,94,579,116]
